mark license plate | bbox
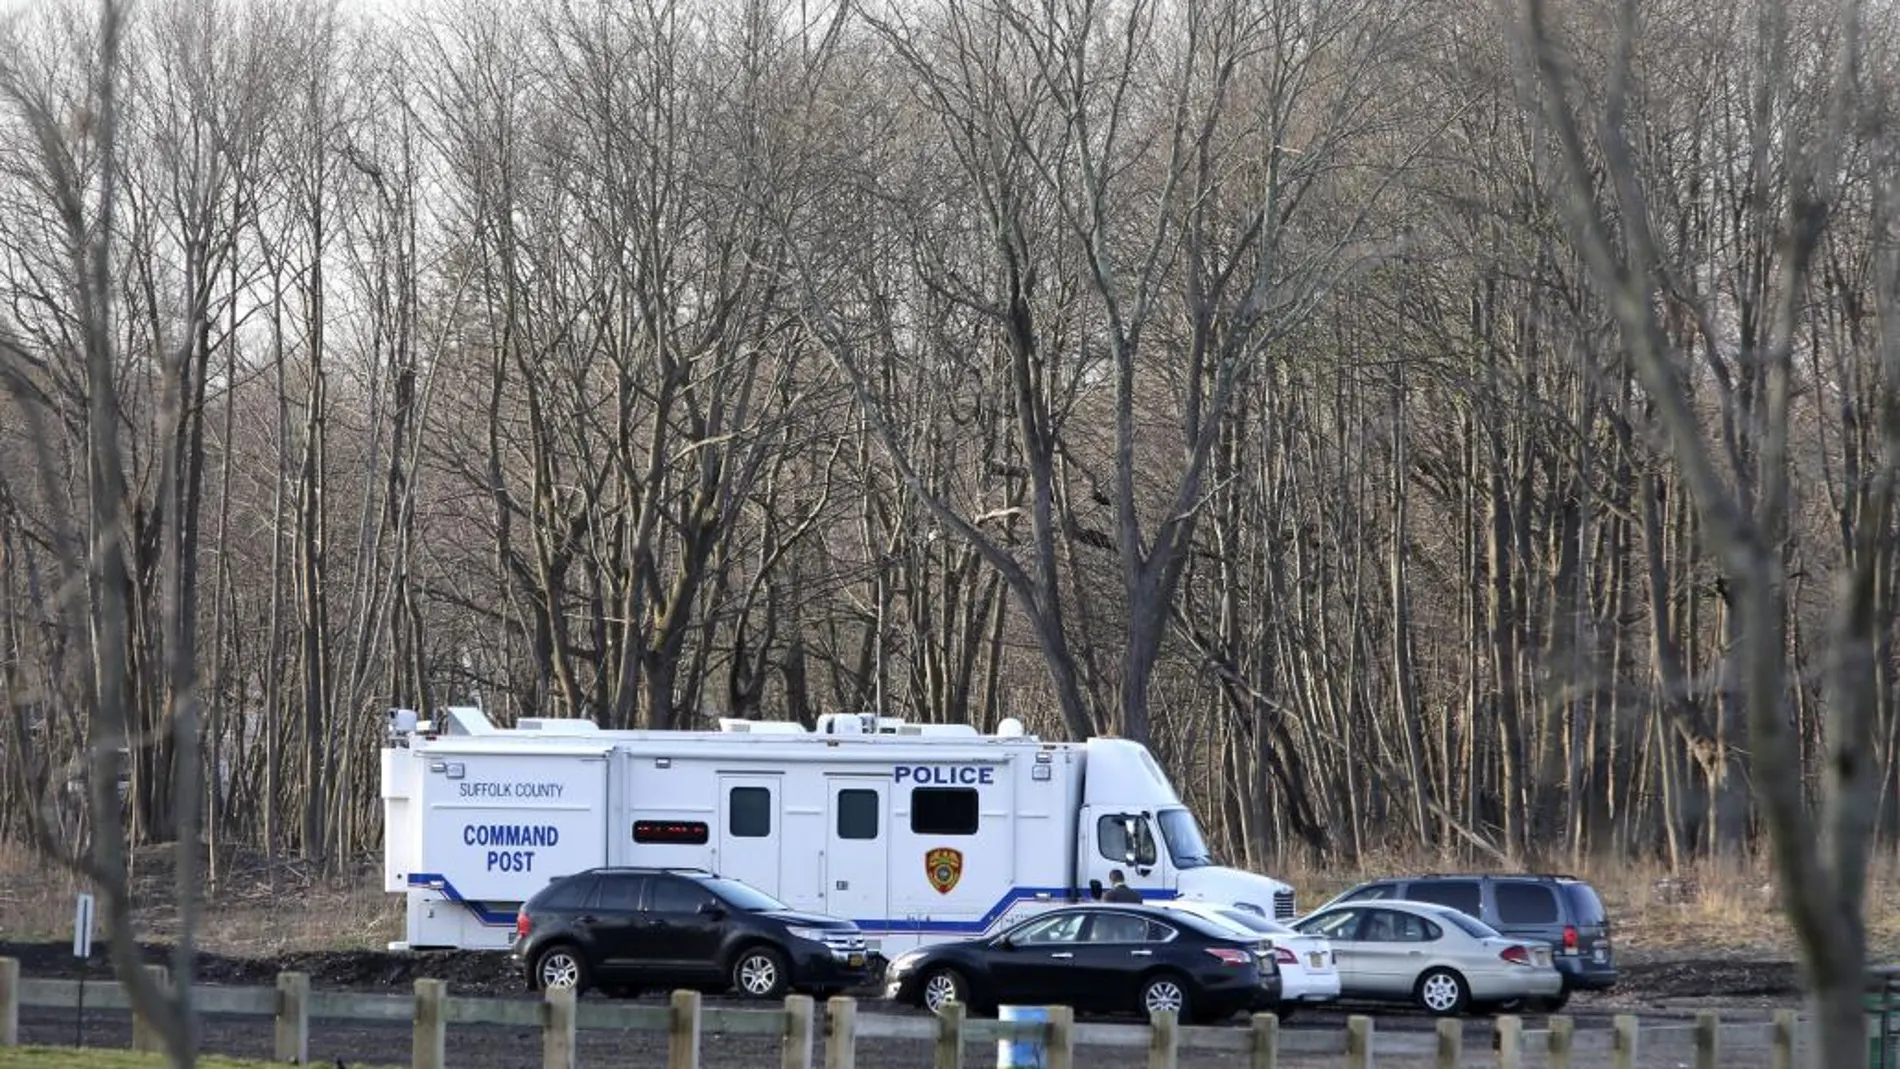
[848,953,865,967]
[1308,953,1324,968]
[1593,948,1606,963]
[1535,950,1549,966]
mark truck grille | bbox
[1273,890,1296,919]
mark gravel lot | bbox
[2,939,1811,1068]
[14,999,1807,1069]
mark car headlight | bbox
[786,926,832,943]
[886,950,924,975]
[1232,901,1266,916]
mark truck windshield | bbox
[1157,808,1213,869]
[703,878,789,912]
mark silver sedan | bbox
[1290,899,1562,1016]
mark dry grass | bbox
[0,839,403,956]
[1276,848,1900,962]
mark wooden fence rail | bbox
[0,958,1800,1068]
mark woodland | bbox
[0,0,1894,953]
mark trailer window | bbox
[837,789,879,840]
[729,787,772,838]
[910,788,979,835]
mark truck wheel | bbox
[732,945,791,999]
[534,945,589,994]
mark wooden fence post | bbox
[1346,1015,1373,1069]
[1547,1015,1574,1069]
[274,971,309,1065]
[1047,1005,1075,1069]
[1435,1018,1461,1069]
[1770,1007,1797,1069]
[1611,1014,1639,1069]
[1694,1011,1718,1069]
[824,995,857,1069]
[0,957,17,1047]
[933,1001,964,1069]
[782,994,814,1069]
[131,964,169,1053]
[1148,1008,1179,1069]
[541,984,577,1069]
[1250,1012,1280,1069]
[412,978,446,1069]
[670,989,702,1069]
[1494,1015,1522,1069]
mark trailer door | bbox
[824,777,888,925]
[717,775,782,896]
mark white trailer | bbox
[380,707,1296,954]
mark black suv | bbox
[1317,874,1615,1003]
[512,867,871,999]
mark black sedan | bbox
[881,904,1280,1023]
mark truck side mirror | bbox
[1088,879,1104,900]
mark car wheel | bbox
[920,967,969,1014]
[1415,968,1470,1017]
[732,945,791,999]
[1140,973,1193,1020]
[534,945,588,994]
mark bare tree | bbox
[1513,0,1893,1056]
[0,0,205,1063]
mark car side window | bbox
[647,877,711,914]
[1356,909,1436,942]
[1012,912,1090,944]
[1406,880,1482,916]
[1300,909,1363,940]
[1496,882,1560,924]
[538,877,595,910]
[1143,919,1179,942]
[589,874,647,912]
[1083,912,1151,943]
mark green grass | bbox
[0,1049,397,1068]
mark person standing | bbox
[1102,869,1142,903]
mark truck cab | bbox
[1077,739,1295,919]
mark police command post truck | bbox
[380,707,1297,955]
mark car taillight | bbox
[516,911,531,939]
[1563,925,1578,952]
[1206,947,1252,965]
[1273,947,1297,964]
[1499,945,1532,966]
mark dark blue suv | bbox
[512,867,871,999]
[1317,874,1615,1007]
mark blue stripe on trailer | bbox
[404,873,521,925]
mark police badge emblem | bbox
[925,847,963,894]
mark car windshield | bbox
[702,878,788,912]
[1157,808,1213,869]
[1433,908,1502,940]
